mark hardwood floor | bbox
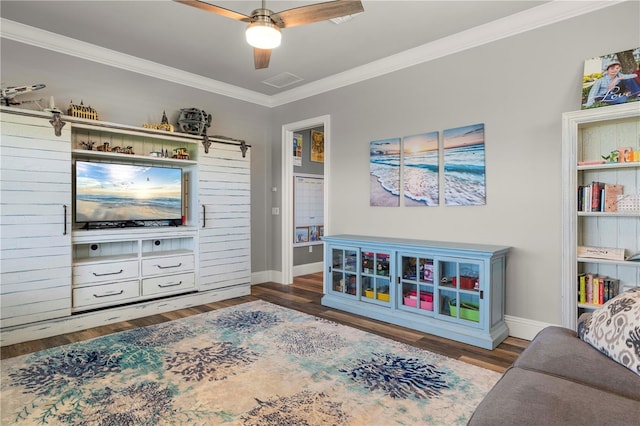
[1,272,529,372]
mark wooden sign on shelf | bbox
[578,246,625,261]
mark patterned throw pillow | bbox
[577,287,640,376]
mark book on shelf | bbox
[577,273,620,305]
[578,274,586,303]
[604,184,624,212]
[591,181,603,212]
[577,182,625,213]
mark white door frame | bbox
[281,115,330,284]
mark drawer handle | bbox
[93,290,124,298]
[63,204,68,235]
[93,269,123,276]
[158,281,183,288]
[156,263,182,269]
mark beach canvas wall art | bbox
[403,131,439,207]
[370,138,401,207]
[443,124,486,206]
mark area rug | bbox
[1,300,499,425]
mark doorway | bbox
[281,115,330,285]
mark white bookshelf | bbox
[561,103,640,330]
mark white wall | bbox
[270,1,640,331]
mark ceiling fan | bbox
[175,0,364,69]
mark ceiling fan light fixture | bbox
[246,18,281,49]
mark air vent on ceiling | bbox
[330,12,362,24]
[262,72,304,89]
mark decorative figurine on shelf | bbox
[172,147,190,160]
[79,140,96,150]
[602,150,619,162]
[96,142,111,152]
[44,96,61,114]
[1,83,46,106]
[67,100,99,120]
[143,110,175,132]
[177,108,211,135]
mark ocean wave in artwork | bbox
[370,163,400,196]
[403,166,439,206]
[443,143,485,206]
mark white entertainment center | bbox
[0,106,251,346]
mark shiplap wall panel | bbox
[198,142,251,291]
[1,274,69,294]
[0,111,72,327]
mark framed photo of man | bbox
[581,47,640,109]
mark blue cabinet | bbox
[323,235,510,349]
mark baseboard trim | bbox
[505,315,557,341]
[293,261,323,277]
[251,270,276,285]
[251,263,323,286]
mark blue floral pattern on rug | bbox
[116,321,196,347]
[1,300,499,425]
[212,309,281,332]
[166,342,258,382]
[58,381,177,425]
[277,327,349,356]
[340,352,450,399]
[242,390,349,425]
[8,348,123,396]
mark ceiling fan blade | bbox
[273,0,363,28]
[174,0,251,22]
[254,48,271,69]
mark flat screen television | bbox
[75,161,183,226]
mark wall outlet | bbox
[272,207,279,215]
[309,245,313,253]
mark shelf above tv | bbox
[72,149,197,165]
[71,121,200,164]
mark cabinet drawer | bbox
[142,254,194,277]
[142,272,195,296]
[73,260,139,285]
[73,280,139,309]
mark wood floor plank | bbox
[1,273,528,372]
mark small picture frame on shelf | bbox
[309,226,319,242]
[295,227,309,243]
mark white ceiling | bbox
[0,1,620,106]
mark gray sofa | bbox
[468,326,640,425]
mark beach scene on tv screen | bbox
[76,162,182,222]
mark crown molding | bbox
[270,0,625,106]
[0,18,274,107]
[0,1,624,108]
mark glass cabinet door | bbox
[399,254,434,313]
[437,259,481,324]
[360,251,391,304]
[330,247,358,296]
